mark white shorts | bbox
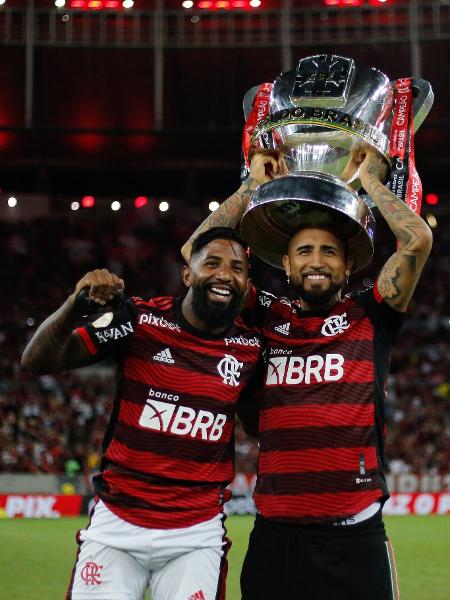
[66,500,229,600]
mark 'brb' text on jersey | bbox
[244,285,404,524]
[76,296,263,529]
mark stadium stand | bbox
[1,208,448,481]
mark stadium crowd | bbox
[1,204,449,478]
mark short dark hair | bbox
[191,227,248,257]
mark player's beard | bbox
[295,278,343,308]
[191,284,243,328]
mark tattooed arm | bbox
[181,151,287,263]
[21,269,124,374]
[359,148,432,312]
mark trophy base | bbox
[240,173,375,273]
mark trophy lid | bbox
[240,173,375,273]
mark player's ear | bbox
[282,254,290,278]
[346,257,353,276]
[182,265,192,289]
[245,276,252,295]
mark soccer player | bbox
[182,148,433,600]
[21,227,264,600]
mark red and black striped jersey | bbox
[244,284,404,524]
[76,295,263,529]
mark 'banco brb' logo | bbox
[139,399,227,441]
[266,354,344,385]
[217,354,244,386]
[81,562,103,586]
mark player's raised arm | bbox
[359,148,433,312]
[21,269,124,374]
[181,151,287,263]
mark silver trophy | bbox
[240,54,434,272]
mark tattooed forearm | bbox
[21,296,90,373]
[377,251,429,311]
[363,171,431,257]
[360,164,432,311]
[181,177,259,262]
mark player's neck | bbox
[181,297,229,335]
[298,291,342,312]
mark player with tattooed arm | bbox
[182,147,432,600]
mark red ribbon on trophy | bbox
[242,82,273,170]
[388,77,423,215]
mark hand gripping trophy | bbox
[240,54,434,271]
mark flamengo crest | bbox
[217,354,243,386]
[81,561,103,586]
[321,313,350,337]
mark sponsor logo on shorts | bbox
[188,591,206,600]
[81,561,103,586]
[321,313,350,336]
[139,400,227,441]
[266,353,344,385]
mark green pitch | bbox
[0,515,448,599]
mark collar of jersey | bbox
[293,299,342,319]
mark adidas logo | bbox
[152,348,175,364]
[188,591,206,600]
[274,322,290,336]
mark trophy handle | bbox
[243,85,260,120]
[390,78,434,132]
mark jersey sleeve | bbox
[241,285,278,329]
[75,298,137,360]
[356,283,405,346]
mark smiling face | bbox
[183,238,250,330]
[282,227,352,310]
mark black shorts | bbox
[241,511,399,600]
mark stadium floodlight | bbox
[158,201,169,212]
[425,193,439,205]
[134,196,149,208]
[208,201,220,212]
[111,201,121,211]
[7,196,17,207]
[182,1,194,8]
[55,0,66,7]
[71,201,80,211]
[122,0,134,8]
[81,195,95,208]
